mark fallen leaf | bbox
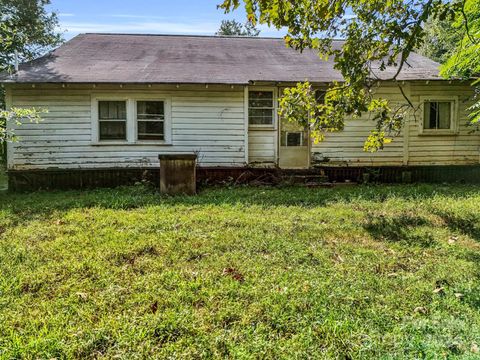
[150,301,158,314]
[433,287,445,294]
[448,236,458,244]
[455,293,464,299]
[76,292,88,301]
[55,219,65,225]
[471,343,479,353]
[414,306,427,314]
[222,267,245,282]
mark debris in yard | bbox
[76,292,88,301]
[455,293,464,299]
[448,236,458,244]
[222,267,245,282]
[433,287,445,294]
[414,306,427,314]
[472,343,479,353]
[150,301,158,314]
[234,170,256,185]
[55,219,65,225]
[249,173,282,186]
[333,253,344,263]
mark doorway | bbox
[278,117,310,169]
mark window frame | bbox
[419,96,459,135]
[97,100,128,141]
[91,94,172,145]
[134,98,170,143]
[280,131,308,147]
[248,87,277,129]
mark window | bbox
[315,90,326,104]
[249,90,274,126]
[280,131,307,147]
[99,101,127,140]
[423,101,452,130]
[94,97,171,144]
[137,101,165,140]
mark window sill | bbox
[249,126,275,131]
[92,141,173,146]
[418,130,458,136]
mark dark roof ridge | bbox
[80,32,347,42]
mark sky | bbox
[47,0,286,41]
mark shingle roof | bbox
[0,33,442,84]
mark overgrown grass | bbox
[0,184,480,359]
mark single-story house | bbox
[1,33,479,189]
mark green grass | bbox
[1,184,480,359]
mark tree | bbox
[441,0,479,126]
[416,16,463,64]
[219,0,473,151]
[216,19,260,36]
[0,0,61,146]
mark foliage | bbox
[416,16,464,64]
[441,0,480,125]
[219,0,471,150]
[0,0,60,147]
[0,0,61,74]
[0,107,45,144]
[1,185,480,358]
[216,19,260,36]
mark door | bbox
[278,117,310,169]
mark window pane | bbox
[424,102,432,129]
[137,101,164,120]
[249,108,273,125]
[249,91,273,100]
[315,90,326,104]
[138,121,164,140]
[99,101,126,120]
[249,91,273,108]
[249,99,274,108]
[424,101,451,130]
[438,102,451,129]
[99,121,126,140]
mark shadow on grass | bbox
[435,211,480,242]
[0,184,480,226]
[363,213,436,247]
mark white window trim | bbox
[419,96,459,136]
[91,94,172,145]
[134,98,171,144]
[248,87,277,129]
[281,131,307,147]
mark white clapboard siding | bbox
[312,84,405,166]
[407,81,480,165]
[312,82,480,166]
[8,85,246,170]
[7,81,479,171]
[248,129,276,164]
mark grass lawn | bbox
[0,185,480,359]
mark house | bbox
[1,33,479,189]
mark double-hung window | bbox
[249,90,275,126]
[424,101,452,130]
[421,98,457,134]
[94,97,171,144]
[98,101,127,140]
[136,101,165,140]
